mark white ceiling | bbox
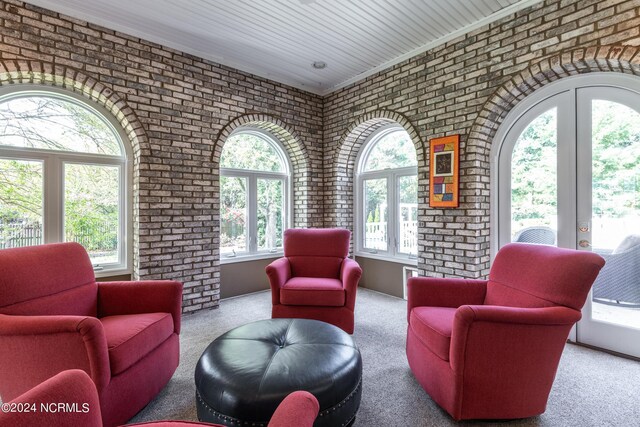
[25,0,541,95]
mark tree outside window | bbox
[357,127,418,259]
[220,131,289,258]
[0,92,128,272]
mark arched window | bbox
[220,129,290,259]
[356,125,417,261]
[0,89,131,275]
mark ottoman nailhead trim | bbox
[197,391,268,427]
[317,376,362,425]
[198,376,362,426]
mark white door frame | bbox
[491,72,640,353]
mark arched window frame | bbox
[0,85,133,276]
[355,124,418,264]
[491,72,640,259]
[219,127,292,263]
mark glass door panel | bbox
[577,86,640,357]
[510,108,558,245]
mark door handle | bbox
[578,239,591,248]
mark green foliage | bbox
[510,100,640,236]
[0,158,42,222]
[220,133,284,172]
[0,96,121,155]
[510,108,557,230]
[364,130,417,171]
[591,100,640,217]
[64,164,119,252]
[0,97,121,256]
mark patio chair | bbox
[592,235,640,307]
[513,226,556,245]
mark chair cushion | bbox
[409,307,456,361]
[101,312,174,375]
[288,256,344,279]
[280,277,345,307]
[0,242,97,316]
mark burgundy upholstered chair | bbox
[0,243,183,427]
[406,243,605,420]
[0,369,320,427]
[266,228,362,333]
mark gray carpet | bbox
[129,289,640,426]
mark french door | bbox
[496,73,640,358]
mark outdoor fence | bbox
[0,220,117,251]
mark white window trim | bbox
[0,86,133,277]
[490,72,640,261]
[220,128,292,263]
[354,124,418,265]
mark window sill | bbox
[94,267,131,279]
[220,251,283,265]
[355,251,418,266]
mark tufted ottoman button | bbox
[195,318,362,427]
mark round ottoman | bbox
[195,318,362,427]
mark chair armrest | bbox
[407,277,487,322]
[341,258,362,310]
[97,280,183,334]
[265,257,292,305]
[0,370,102,427]
[450,305,581,372]
[267,391,320,427]
[0,314,110,400]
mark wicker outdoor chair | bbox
[513,226,556,245]
[592,236,640,307]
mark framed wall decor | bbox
[429,134,459,208]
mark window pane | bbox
[258,178,284,251]
[64,164,120,264]
[220,133,284,172]
[0,158,43,248]
[510,108,557,245]
[398,175,417,255]
[590,100,640,325]
[591,100,640,250]
[364,130,417,171]
[364,178,388,250]
[221,176,247,255]
[0,96,122,156]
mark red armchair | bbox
[0,369,320,427]
[266,228,362,333]
[0,243,183,427]
[406,243,605,420]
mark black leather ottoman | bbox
[195,318,362,427]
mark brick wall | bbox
[0,0,324,312]
[323,0,640,278]
[1,0,639,312]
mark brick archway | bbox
[465,45,640,276]
[213,113,312,228]
[0,59,150,277]
[325,110,424,249]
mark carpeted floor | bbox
[129,288,640,426]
